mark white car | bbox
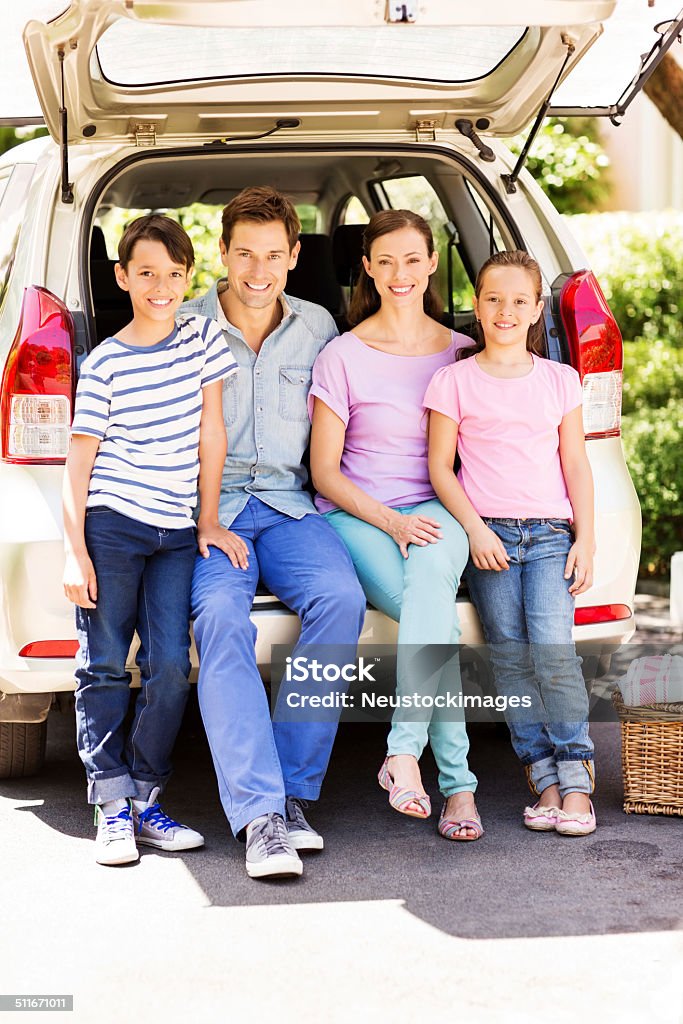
[2,0,656,778]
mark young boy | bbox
[62,214,238,865]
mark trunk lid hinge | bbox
[58,45,74,205]
[502,33,576,195]
[386,2,417,23]
[134,123,157,147]
[415,119,437,142]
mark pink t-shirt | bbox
[424,353,583,519]
[309,330,472,514]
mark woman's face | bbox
[362,227,438,309]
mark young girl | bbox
[426,250,596,836]
[309,209,482,841]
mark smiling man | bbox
[180,187,366,880]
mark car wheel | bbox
[0,721,48,779]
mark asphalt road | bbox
[1,596,682,1023]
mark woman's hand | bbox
[564,537,594,595]
[467,522,510,571]
[197,522,250,570]
[63,550,98,608]
[386,511,443,559]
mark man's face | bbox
[220,219,300,310]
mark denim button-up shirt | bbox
[180,280,337,527]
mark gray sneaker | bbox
[132,787,204,852]
[245,812,303,879]
[285,796,324,852]
[94,800,139,866]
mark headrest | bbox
[90,225,109,261]
[286,234,344,315]
[332,224,366,287]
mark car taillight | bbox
[0,286,74,463]
[573,604,632,626]
[558,270,623,440]
[19,640,79,658]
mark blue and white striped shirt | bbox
[71,315,238,529]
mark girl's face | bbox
[362,227,438,309]
[473,265,543,349]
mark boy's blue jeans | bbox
[190,496,367,838]
[465,518,594,798]
[75,508,197,804]
[326,499,478,797]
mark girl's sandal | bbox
[523,802,560,832]
[555,801,597,837]
[438,803,484,842]
[377,757,431,819]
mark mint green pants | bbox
[325,499,477,797]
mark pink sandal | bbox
[377,757,431,819]
[523,802,560,832]
[555,801,597,837]
[438,803,484,841]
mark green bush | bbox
[622,337,683,415]
[567,211,683,346]
[509,118,611,215]
[622,401,682,577]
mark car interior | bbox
[86,149,518,348]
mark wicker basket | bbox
[612,688,683,816]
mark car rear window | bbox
[96,23,525,86]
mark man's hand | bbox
[565,538,594,595]
[467,522,510,571]
[198,522,250,570]
[63,550,98,608]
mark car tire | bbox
[0,721,48,779]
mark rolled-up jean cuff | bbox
[557,758,595,797]
[87,771,136,805]
[525,757,559,797]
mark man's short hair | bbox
[221,186,301,252]
[118,214,195,270]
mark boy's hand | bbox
[198,522,250,570]
[565,538,594,595]
[63,551,98,608]
[468,522,510,572]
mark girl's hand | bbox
[565,538,594,595]
[63,551,98,608]
[198,522,250,570]
[468,522,510,571]
[386,511,443,559]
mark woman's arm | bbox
[559,406,595,594]
[427,410,509,571]
[62,434,101,607]
[196,379,249,569]
[310,398,442,558]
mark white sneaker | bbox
[94,799,139,866]
[245,813,303,879]
[285,796,324,851]
[132,787,204,852]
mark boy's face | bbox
[219,219,300,311]
[115,239,191,323]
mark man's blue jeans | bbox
[465,518,595,798]
[75,508,197,804]
[190,496,367,838]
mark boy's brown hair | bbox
[221,186,301,252]
[117,214,195,271]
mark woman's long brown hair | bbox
[457,250,546,361]
[347,209,443,327]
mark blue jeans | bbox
[190,496,366,837]
[326,499,477,797]
[75,508,197,804]
[465,518,594,798]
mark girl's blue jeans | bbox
[465,517,595,799]
[326,499,477,797]
[75,508,197,805]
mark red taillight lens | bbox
[1,286,74,464]
[558,271,623,440]
[19,640,79,658]
[573,604,632,626]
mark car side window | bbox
[0,164,36,313]
[340,196,370,225]
[376,175,474,314]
